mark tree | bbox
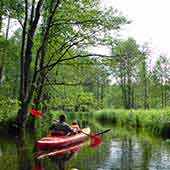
[0,0,23,85]
[43,57,111,111]
[14,0,127,132]
[111,38,141,109]
[151,55,170,108]
[138,44,150,109]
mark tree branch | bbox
[36,53,115,74]
[50,19,101,27]
[44,81,82,86]
[46,32,80,66]
[44,77,93,86]
[19,0,28,101]
[28,0,61,103]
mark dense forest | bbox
[0,0,170,132]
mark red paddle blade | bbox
[33,165,44,170]
[90,135,103,148]
[31,109,43,117]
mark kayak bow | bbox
[37,127,90,150]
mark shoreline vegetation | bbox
[1,108,170,139]
[28,109,170,139]
[93,109,170,138]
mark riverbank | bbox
[1,108,170,139]
[46,109,170,139]
[93,109,170,138]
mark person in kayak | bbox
[50,114,75,136]
[71,121,81,131]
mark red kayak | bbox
[37,140,87,159]
[37,128,90,150]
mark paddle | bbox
[95,128,111,136]
[81,128,111,137]
[31,109,43,117]
[80,128,111,148]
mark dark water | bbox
[1,124,170,170]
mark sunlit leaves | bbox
[0,95,19,122]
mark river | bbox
[0,123,170,170]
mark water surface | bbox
[1,124,170,170]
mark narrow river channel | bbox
[1,124,170,170]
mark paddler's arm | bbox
[64,123,75,135]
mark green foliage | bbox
[2,0,170,132]
[0,95,19,123]
[94,109,170,138]
[48,86,97,112]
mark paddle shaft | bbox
[95,129,111,136]
[81,128,111,137]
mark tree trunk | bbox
[30,75,46,132]
[0,64,4,85]
[127,75,131,109]
[142,59,149,109]
[16,101,30,133]
[6,15,10,40]
[164,85,167,107]
[161,77,164,108]
[144,78,149,109]
[100,83,104,109]
[0,11,2,33]
[131,87,135,108]
[17,0,43,131]
[96,79,100,108]
[0,14,5,85]
[120,73,127,109]
[120,61,128,109]
[127,54,132,109]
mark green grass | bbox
[93,108,170,138]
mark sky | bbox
[100,0,170,58]
[4,0,170,60]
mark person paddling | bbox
[71,121,81,131]
[50,114,74,136]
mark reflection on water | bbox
[49,152,75,170]
[16,135,32,170]
[97,138,142,170]
[96,130,170,170]
[1,125,170,170]
[0,148,2,156]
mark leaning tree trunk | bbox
[16,0,43,133]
